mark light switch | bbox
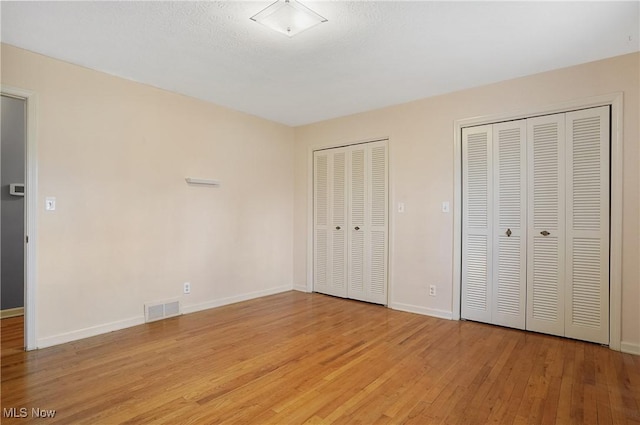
[442,201,450,213]
[45,197,56,211]
[398,202,405,213]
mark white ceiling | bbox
[1,1,638,126]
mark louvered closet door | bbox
[462,125,493,323]
[526,114,566,337]
[348,142,388,304]
[365,141,388,304]
[314,141,388,305]
[348,146,367,301]
[565,106,609,344]
[492,121,527,329]
[314,151,330,295]
[313,149,348,298]
[331,149,349,298]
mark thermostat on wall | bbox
[9,183,25,196]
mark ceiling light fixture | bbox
[250,0,327,37]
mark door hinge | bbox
[25,235,29,243]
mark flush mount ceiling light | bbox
[250,0,327,37]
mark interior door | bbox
[331,149,349,298]
[314,141,388,305]
[564,106,610,344]
[366,142,388,304]
[313,148,348,298]
[526,113,566,338]
[492,120,527,329]
[348,146,367,301]
[462,108,611,344]
[461,125,493,323]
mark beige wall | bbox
[1,44,295,346]
[294,53,640,352]
[2,43,638,353]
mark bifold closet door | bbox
[367,142,388,305]
[492,121,527,329]
[348,142,388,304]
[314,141,388,305]
[526,114,566,337]
[527,107,610,344]
[314,148,348,298]
[463,107,610,345]
[461,125,493,323]
[564,106,609,344]
[462,122,527,328]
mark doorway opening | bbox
[1,95,26,353]
[1,86,37,351]
[1,95,26,316]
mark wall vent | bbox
[144,299,181,323]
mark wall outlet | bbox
[45,197,56,211]
[183,282,191,294]
[429,285,436,296]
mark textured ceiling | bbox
[1,1,639,126]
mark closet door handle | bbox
[540,230,550,236]
[335,226,341,230]
[354,226,360,231]
[506,229,512,237]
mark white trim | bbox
[389,302,453,320]
[453,93,624,351]
[37,286,292,348]
[608,94,623,352]
[387,139,395,307]
[38,316,145,349]
[1,307,25,319]
[620,342,640,356]
[452,121,463,322]
[293,284,308,292]
[182,285,292,315]
[1,85,38,351]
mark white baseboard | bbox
[38,316,145,349]
[293,284,308,292]
[182,285,292,315]
[620,341,640,355]
[1,307,24,319]
[389,302,453,320]
[37,285,293,349]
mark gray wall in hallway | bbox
[1,95,25,310]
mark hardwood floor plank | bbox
[2,292,639,424]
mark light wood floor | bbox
[1,292,639,424]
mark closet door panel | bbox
[492,121,527,329]
[313,152,331,295]
[462,125,493,323]
[348,147,367,301]
[331,150,348,297]
[314,149,348,298]
[526,114,566,337]
[565,106,610,344]
[367,142,388,304]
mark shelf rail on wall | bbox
[185,178,221,187]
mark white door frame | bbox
[453,93,623,351]
[2,85,38,351]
